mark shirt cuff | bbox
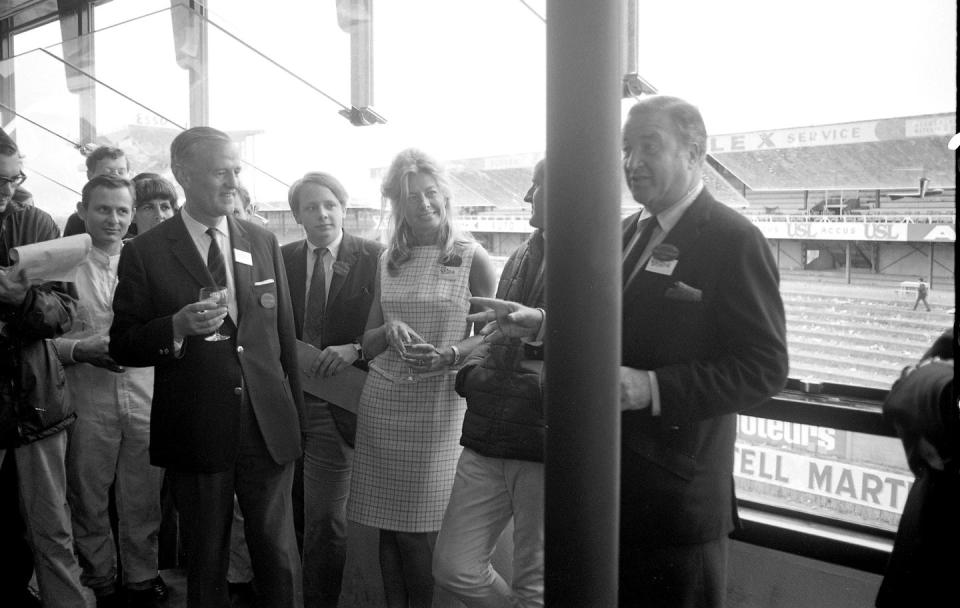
[648,370,661,416]
[534,308,546,342]
[53,338,78,365]
[173,337,184,358]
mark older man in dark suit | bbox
[110,127,303,608]
[280,172,382,608]
[618,96,788,607]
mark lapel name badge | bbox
[235,249,253,266]
[260,292,276,309]
[645,257,678,276]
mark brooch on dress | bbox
[440,254,463,267]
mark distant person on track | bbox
[912,277,930,311]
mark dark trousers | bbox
[619,537,728,608]
[170,400,302,608]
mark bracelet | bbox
[449,344,462,367]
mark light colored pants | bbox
[66,391,163,591]
[302,398,353,608]
[433,448,544,608]
[0,432,94,607]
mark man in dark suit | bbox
[110,127,304,608]
[280,172,383,608]
[618,96,788,607]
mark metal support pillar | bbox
[171,0,209,127]
[929,242,935,288]
[845,241,851,283]
[187,1,208,127]
[0,17,14,129]
[545,2,622,605]
[349,0,372,109]
[58,0,95,144]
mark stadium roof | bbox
[429,156,749,211]
[708,113,956,192]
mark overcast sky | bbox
[9,0,957,214]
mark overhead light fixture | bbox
[339,106,386,127]
[622,73,657,98]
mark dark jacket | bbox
[0,201,78,447]
[281,232,383,446]
[620,189,789,545]
[280,232,383,356]
[110,212,304,473]
[456,231,545,462]
[876,342,957,608]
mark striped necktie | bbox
[206,227,227,288]
[622,216,658,285]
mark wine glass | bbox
[398,340,420,383]
[199,286,230,342]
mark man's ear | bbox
[76,201,87,221]
[686,142,704,167]
[171,165,189,190]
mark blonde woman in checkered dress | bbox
[349,148,496,607]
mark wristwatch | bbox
[352,340,364,361]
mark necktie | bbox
[622,216,658,285]
[303,248,327,344]
[206,227,227,288]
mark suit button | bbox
[234,387,243,396]
[236,346,244,354]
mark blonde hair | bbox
[380,148,473,276]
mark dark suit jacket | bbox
[280,232,383,351]
[109,212,304,473]
[620,188,788,545]
[876,358,957,607]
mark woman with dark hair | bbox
[347,148,496,607]
[131,172,179,235]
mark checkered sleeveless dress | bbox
[347,243,476,532]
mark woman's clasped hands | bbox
[385,319,453,373]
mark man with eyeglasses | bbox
[64,145,131,237]
[0,128,91,606]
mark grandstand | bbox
[707,113,955,215]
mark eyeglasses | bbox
[0,172,27,188]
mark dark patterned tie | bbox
[622,216,658,285]
[206,227,227,288]
[303,247,327,344]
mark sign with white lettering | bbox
[734,443,914,516]
[751,221,913,241]
[738,415,840,454]
[708,114,954,153]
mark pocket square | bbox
[664,281,702,302]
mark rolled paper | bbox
[7,233,92,283]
